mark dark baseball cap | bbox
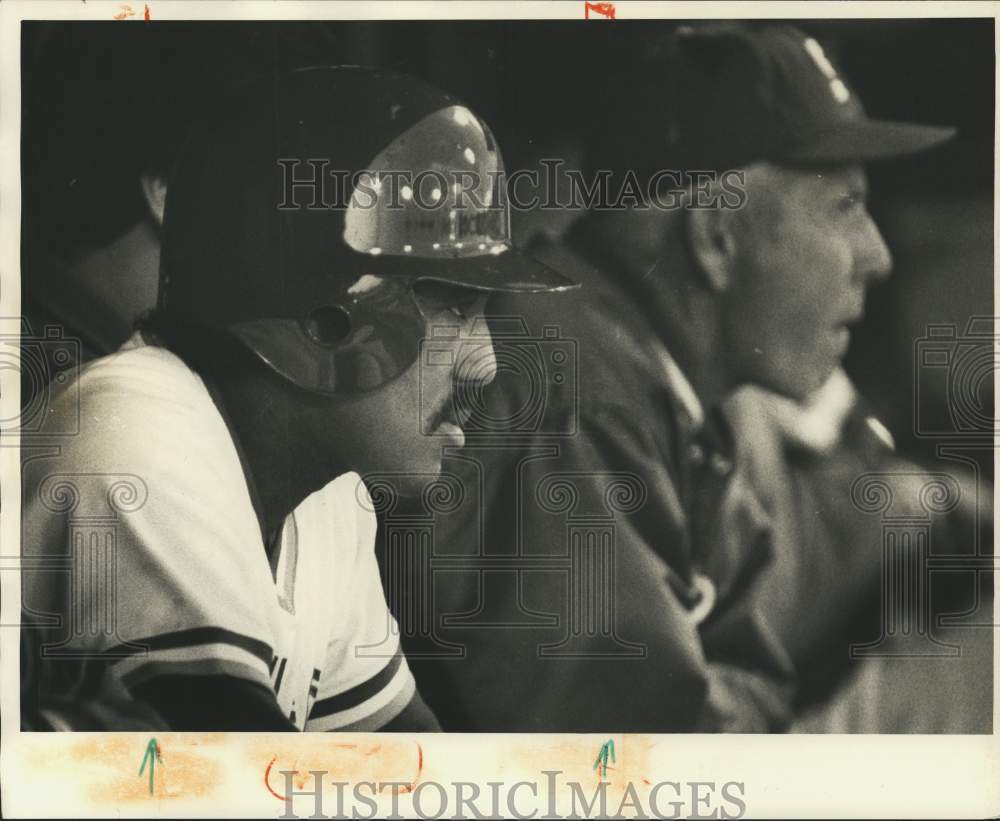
[666,23,956,169]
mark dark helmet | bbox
[159,65,575,394]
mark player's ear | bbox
[685,206,736,293]
[140,173,169,228]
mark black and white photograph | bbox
[1,2,997,817]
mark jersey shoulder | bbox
[22,338,274,690]
[31,337,251,512]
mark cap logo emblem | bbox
[803,37,851,104]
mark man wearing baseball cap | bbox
[415,23,964,731]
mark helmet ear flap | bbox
[303,304,353,347]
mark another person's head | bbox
[155,66,575,491]
[704,160,891,400]
[608,24,954,402]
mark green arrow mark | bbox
[592,738,616,779]
[139,737,162,796]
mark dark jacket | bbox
[397,226,795,731]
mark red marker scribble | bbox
[113,4,135,19]
[144,4,151,21]
[264,742,424,801]
[396,742,423,794]
[264,756,286,801]
[584,1,615,19]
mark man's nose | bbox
[855,214,893,286]
[454,318,498,387]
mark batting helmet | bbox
[159,65,575,394]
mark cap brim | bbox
[784,118,956,164]
[362,243,580,293]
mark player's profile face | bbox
[307,283,495,493]
[721,161,892,400]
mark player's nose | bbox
[855,212,893,287]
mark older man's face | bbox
[722,162,892,400]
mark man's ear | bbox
[139,173,169,227]
[685,207,736,292]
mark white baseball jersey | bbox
[22,334,413,730]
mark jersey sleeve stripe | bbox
[305,656,413,731]
[325,674,416,732]
[103,627,272,665]
[309,650,404,718]
[117,655,272,690]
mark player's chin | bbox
[395,446,449,496]
[369,469,438,500]
[795,355,842,401]
[756,353,838,403]
[354,441,447,498]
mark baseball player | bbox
[20,66,574,731]
[416,24,957,731]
